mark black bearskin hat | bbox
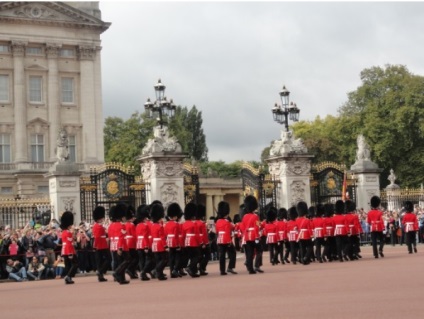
[370,196,381,209]
[345,200,356,213]
[404,201,414,212]
[136,204,150,222]
[217,201,230,219]
[288,206,298,221]
[335,200,345,215]
[60,211,74,230]
[297,201,309,217]
[266,206,277,222]
[109,202,127,222]
[126,205,135,220]
[184,202,197,220]
[324,203,334,217]
[167,203,182,218]
[196,204,206,220]
[233,213,241,223]
[150,203,165,223]
[315,204,325,217]
[93,206,105,222]
[244,195,258,213]
[278,208,288,220]
[308,206,316,218]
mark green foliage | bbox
[199,160,261,178]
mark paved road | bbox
[0,245,422,319]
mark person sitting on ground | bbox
[54,255,66,279]
[28,256,45,280]
[5,259,28,282]
[42,256,55,279]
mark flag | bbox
[342,171,347,201]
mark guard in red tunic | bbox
[108,203,130,284]
[323,203,336,262]
[240,195,262,274]
[196,204,210,276]
[312,204,326,263]
[181,202,200,277]
[402,201,419,254]
[149,204,167,280]
[164,203,183,278]
[263,206,278,265]
[92,206,110,282]
[286,206,299,264]
[60,211,78,285]
[296,201,313,265]
[215,201,237,275]
[125,207,138,279]
[333,200,349,262]
[367,196,385,258]
[345,200,361,260]
[276,208,290,264]
[135,204,153,281]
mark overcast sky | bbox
[99,1,424,163]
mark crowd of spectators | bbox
[1,205,423,282]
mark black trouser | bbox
[298,239,312,263]
[371,231,384,257]
[218,244,236,273]
[141,250,156,275]
[335,235,348,260]
[112,250,130,281]
[64,254,79,278]
[95,249,111,275]
[168,247,181,273]
[185,246,200,274]
[127,248,138,275]
[154,251,168,277]
[283,241,291,261]
[315,238,325,260]
[289,241,298,263]
[324,236,336,260]
[268,243,278,264]
[405,231,417,253]
[198,244,210,272]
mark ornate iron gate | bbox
[80,163,146,222]
[241,163,278,217]
[310,162,356,206]
[183,163,199,204]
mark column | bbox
[93,46,104,162]
[78,46,97,163]
[46,43,61,162]
[206,194,213,218]
[11,40,28,162]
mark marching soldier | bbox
[135,205,154,281]
[333,200,349,262]
[402,201,419,254]
[60,211,78,285]
[149,204,167,280]
[92,206,110,282]
[196,204,209,276]
[312,204,326,263]
[181,202,200,278]
[164,203,183,278]
[345,200,362,260]
[263,206,278,265]
[215,201,237,275]
[286,206,299,264]
[125,207,138,279]
[296,201,313,265]
[367,196,385,258]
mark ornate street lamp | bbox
[144,79,176,128]
[271,85,300,131]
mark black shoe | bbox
[65,276,74,285]
[119,280,130,285]
[227,268,238,274]
[171,270,179,278]
[254,268,264,273]
[187,269,200,278]
[379,251,384,258]
[98,276,107,282]
[284,258,290,264]
[141,273,150,281]
[113,273,118,282]
[220,272,227,275]
[126,271,138,279]
[158,275,167,281]
[343,255,349,261]
[414,247,418,253]
[199,270,208,276]
[179,270,187,277]
[249,270,257,274]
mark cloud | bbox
[100,1,424,162]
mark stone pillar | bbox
[46,43,61,162]
[206,194,213,218]
[350,135,382,211]
[266,130,313,209]
[11,40,27,162]
[93,46,105,162]
[45,162,81,225]
[78,46,98,163]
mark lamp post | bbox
[271,85,300,131]
[144,79,176,128]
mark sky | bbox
[98,1,424,163]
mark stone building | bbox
[0,2,110,198]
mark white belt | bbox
[335,225,344,228]
[167,234,175,238]
[112,237,119,240]
[153,238,162,241]
[137,236,144,239]
[315,227,323,230]
[125,236,133,239]
[218,231,225,234]
[247,228,255,231]
[186,234,195,237]
[267,233,276,235]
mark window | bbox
[0,45,9,53]
[29,76,42,103]
[30,134,44,162]
[0,134,11,163]
[0,75,9,102]
[37,186,49,194]
[26,47,42,55]
[61,78,74,103]
[69,135,76,162]
[59,49,75,57]
[1,187,13,194]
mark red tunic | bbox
[240,212,260,242]
[135,221,150,250]
[125,222,136,249]
[345,214,361,235]
[149,222,166,252]
[92,222,108,250]
[367,209,384,232]
[164,220,180,248]
[312,217,326,238]
[108,222,128,252]
[215,219,233,245]
[333,215,348,236]
[402,213,419,232]
[263,222,278,244]
[196,220,209,245]
[182,220,200,247]
[275,220,287,241]
[61,229,76,256]
[324,217,335,237]
[286,219,298,242]
[296,217,313,240]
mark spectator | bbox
[5,259,28,282]
[37,226,58,265]
[8,238,19,257]
[42,256,55,279]
[28,256,45,280]
[54,255,66,279]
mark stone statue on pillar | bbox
[55,128,70,163]
[142,126,182,154]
